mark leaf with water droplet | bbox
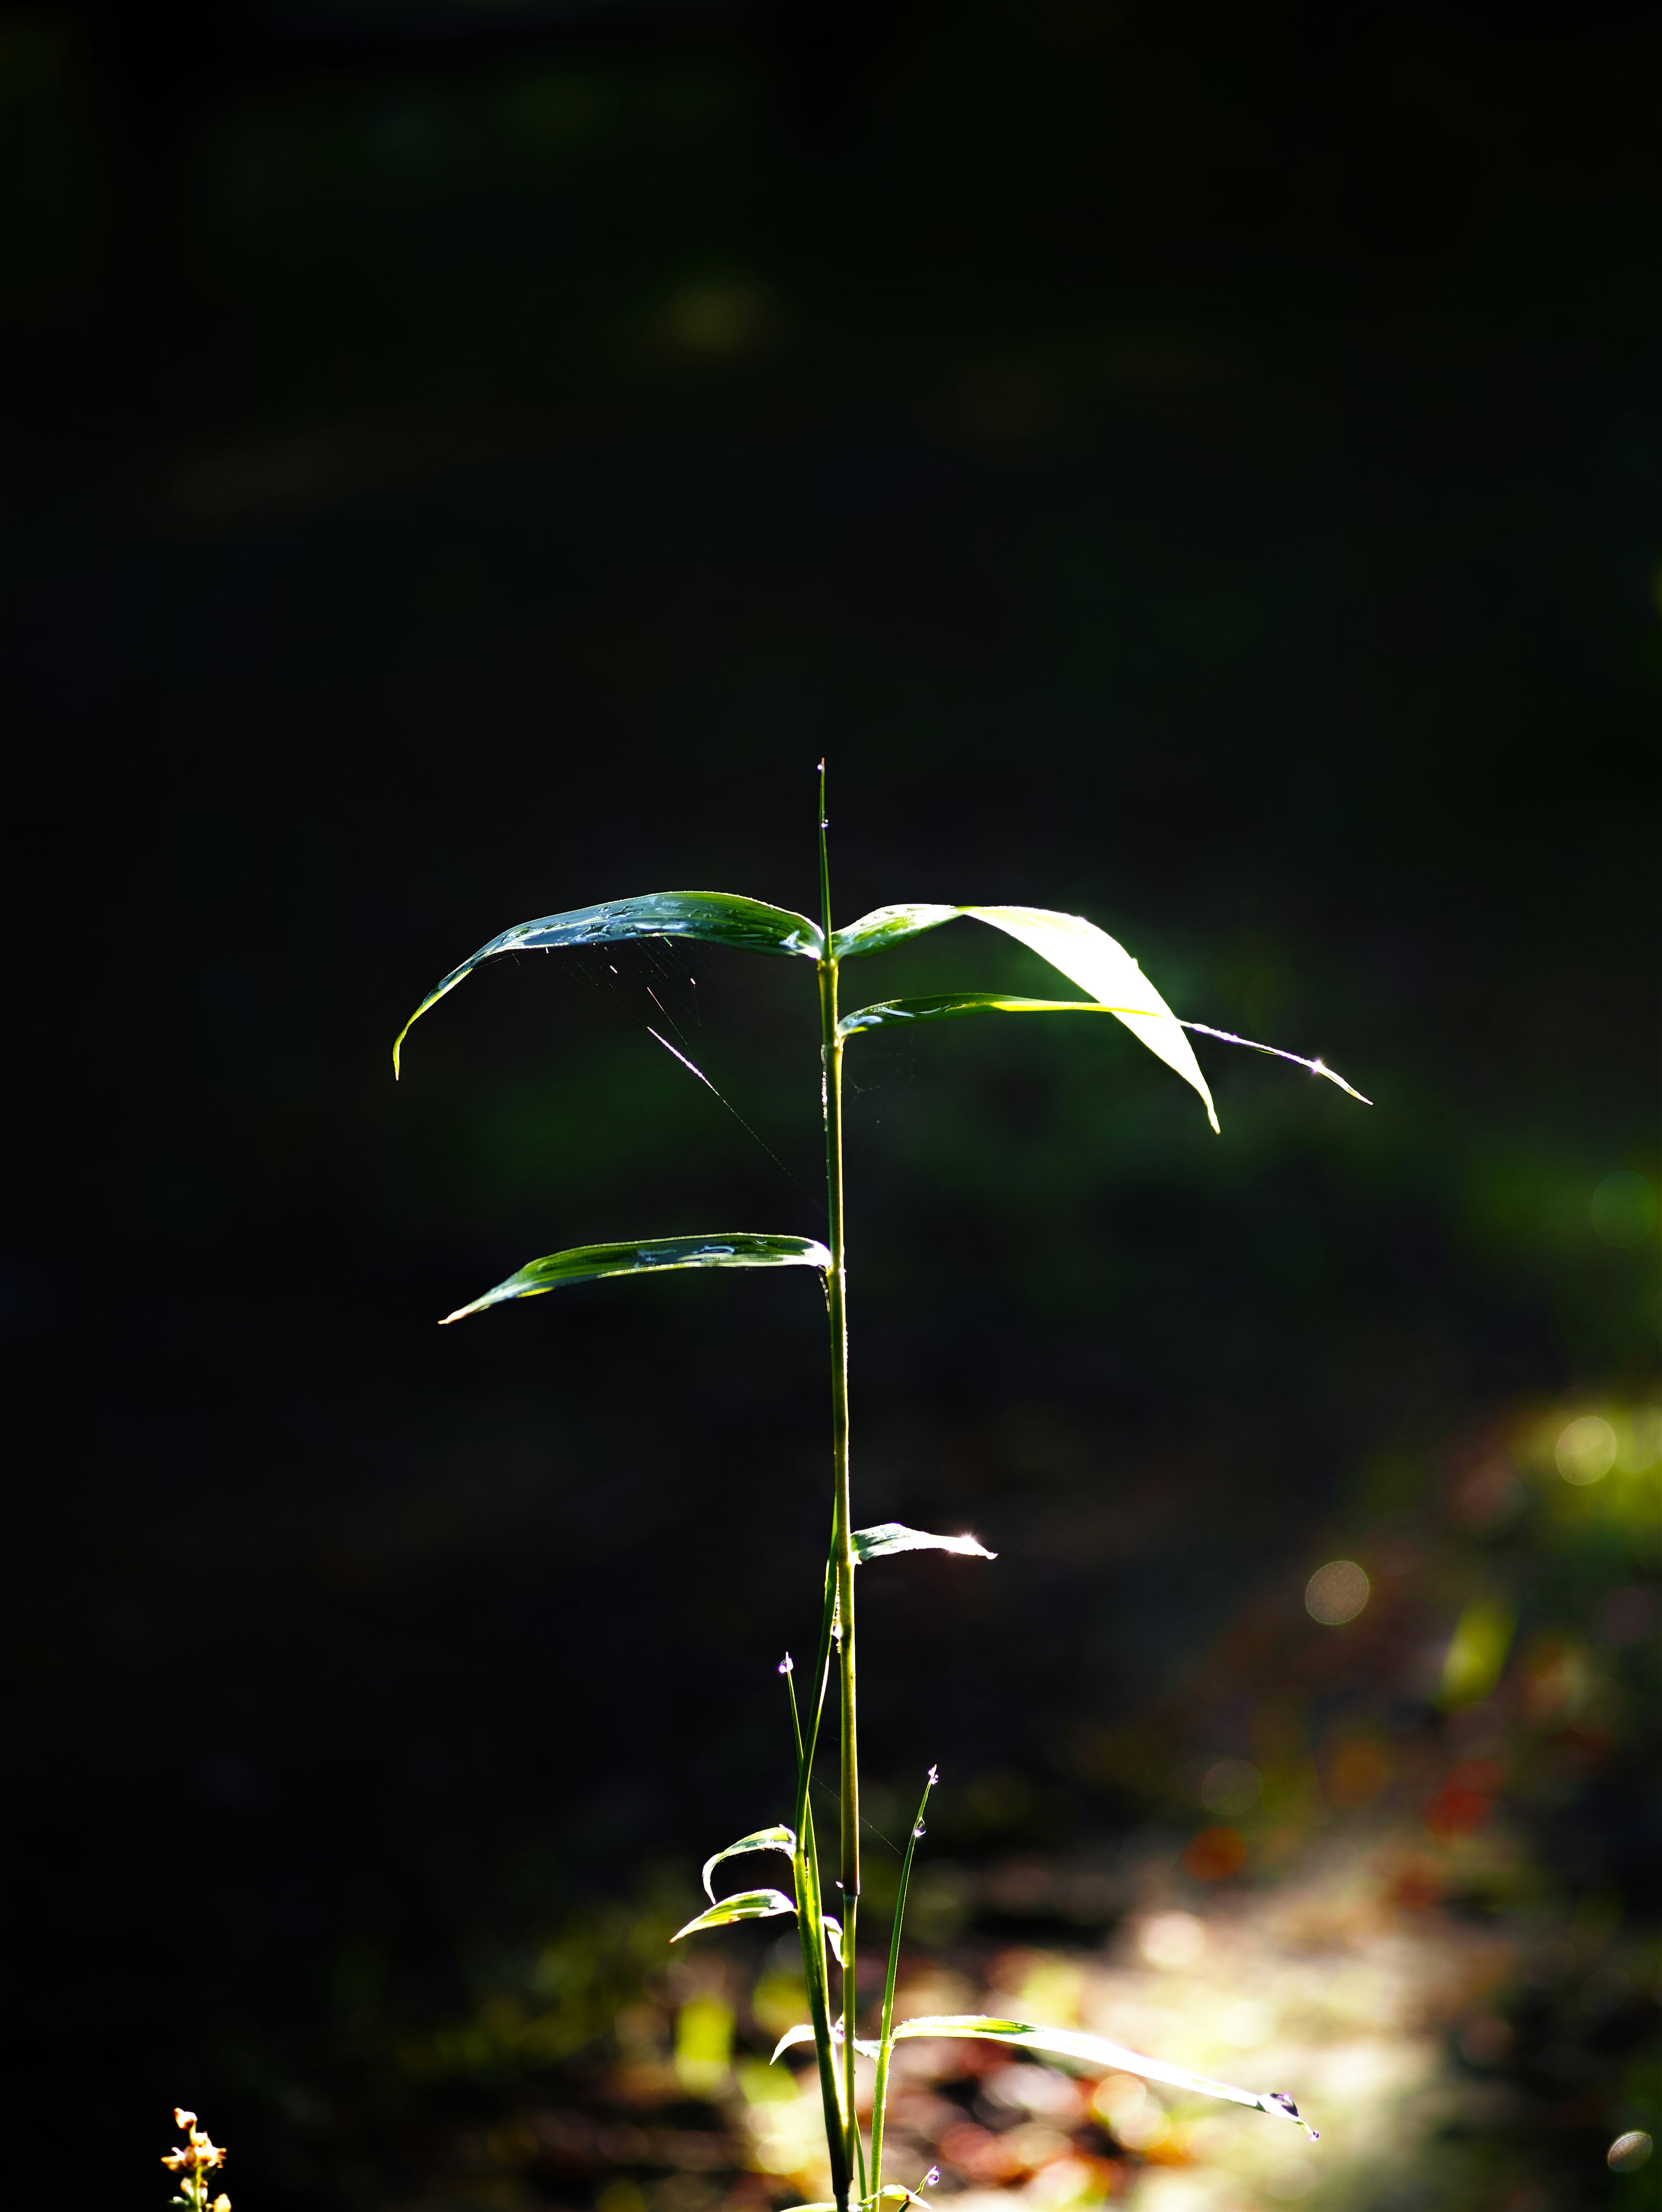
[851,1523,996,1565]
[394,891,824,1074]
[673,1888,796,1941]
[702,1824,796,1902]
[886,2016,1316,2134]
[440,1232,831,1324]
[839,995,1368,1109]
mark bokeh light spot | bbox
[1137,1910,1205,1967]
[1608,2132,1653,2173]
[1591,1170,1658,1247]
[1200,1757,1261,1815]
[1266,2164,1317,2201]
[1556,1414,1617,1485]
[1306,1559,1370,1624]
[1183,1825,1248,1881]
[1218,1998,1272,2048]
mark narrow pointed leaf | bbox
[831,903,960,962]
[958,907,1218,1132]
[1179,1019,1372,1105]
[673,1888,796,1941]
[829,905,1217,1132]
[441,1232,831,1325]
[840,996,1369,1108]
[702,1825,796,1902]
[395,891,824,1074]
[840,993,1136,1037]
[889,2016,1316,2136]
[772,2022,882,2064]
[822,1913,844,1967]
[851,1523,997,1564]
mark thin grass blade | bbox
[702,1826,796,1902]
[870,1767,937,2193]
[673,1889,796,1941]
[394,890,824,1074]
[440,1232,831,1324]
[851,1524,996,1564]
[889,2016,1315,2135]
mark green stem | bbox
[870,1767,937,2196]
[818,764,861,2204]
[791,1566,850,2207]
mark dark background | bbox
[3,0,1658,2205]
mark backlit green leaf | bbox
[702,1825,796,1902]
[839,993,1124,1037]
[771,2022,882,2064]
[441,1232,831,1325]
[830,905,1218,1132]
[821,1913,844,1966]
[830,904,959,962]
[840,996,1370,1107]
[851,1523,996,1564]
[889,2016,1317,2135]
[673,1888,796,1941]
[394,891,824,1074]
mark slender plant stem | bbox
[818,763,861,2203]
[792,1571,850,2206]
[870,1767,937,2196]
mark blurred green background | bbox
[2,2,1657,2208]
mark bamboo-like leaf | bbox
[839,993,1132,1037]
[851,1523,996,1564]
[822,1913,845,1967]
[771,2022,882,2064]
[831,904,959,962]
[394,891,824,1074]
[702,1825,796,1902]
[830,905,1218,1133]
[440,1232,831,1325]
[673,1888,796,1941]
[889,2016,1317,2136]
[840,996,1370,1107]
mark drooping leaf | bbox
[851,1523,996,1564]
[771,2022,882,2064]
[673,1889,797,1941]
[840,996,1370,1107]
[821,1914,844,1967]
[889,2016,1316,2136]
[440,1233,831,1325]
[394,891,824,1074]
[1177,1019,1372,1105]
[961,908,1217,1132]
[702,1825,796,1902]
[829,905,1218,1132]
